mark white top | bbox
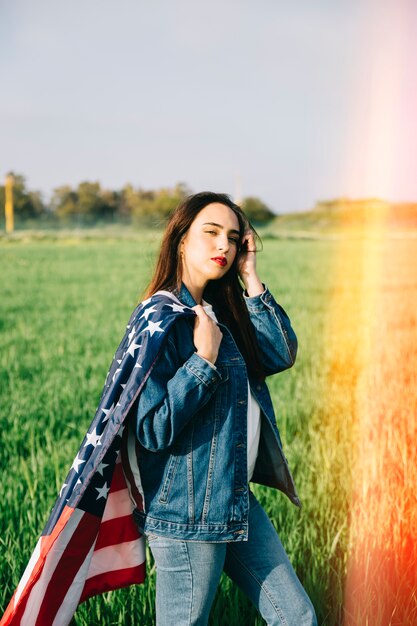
[201,299,261,482]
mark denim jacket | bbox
[132,282,301,542]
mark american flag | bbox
[1,292,195,626]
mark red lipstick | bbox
[211,257,227,267]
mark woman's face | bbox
[180,202,241,287]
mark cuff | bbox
[185,352,222,390]
[195,353,218,371]
[243,283,272,311]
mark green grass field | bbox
[1,230,416,625]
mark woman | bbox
[128,191,317,626]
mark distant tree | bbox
[0,172,47,219]
[50,185,78,216]
[241,196,275,223]
[51,181,117,220]
[123,182,191,223]
[77,181,116,218]
[119,185,155,218]
[2,175,193,224]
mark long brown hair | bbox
[140,191,265,382]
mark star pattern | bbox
[48,292,195,529]
[95,482,110,500]
[143,319,164,336]
[112,367,122,382]
[128,326,136,345]
[167,302,188,313]
[126,341,142,358]
[140,305,157,320]
[96,461,109,476]
[59,483,68,497]
[102,402,115,422]
[71,454,86,474]
[84,428,102,448]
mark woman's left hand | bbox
[237,229,258,281]
[237,230,264,296]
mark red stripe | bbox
[0,506,74,626]
[35,511,99,626]
[94,514,141,551]
[80,562,146,603]
[109,461,128,493]
[0,586,30,626]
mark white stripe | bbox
[152,289,184,305]
[14,537,42,606]
[51,540,96,626]
[86,538,146,579]
[101,488,133,522]
[123,420,145,510]
[20,509,85,626]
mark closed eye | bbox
[205,230,239,244]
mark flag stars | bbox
[167,302,187,313]
[128,326,136,345]
[126,341,142,358]
[140,305,157,321]
[84,428,102,448]
[71,453,86,474]
[96,461,109,476]
[143,320,164,337]
[102,402,115,422]
[95,482,110,500]
[59,483,68,497]
[112,367,122,382]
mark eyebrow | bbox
[202,222,240,236]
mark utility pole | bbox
[234,172,242,207]
[5,173,14,234]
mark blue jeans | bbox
[145,491,317,626]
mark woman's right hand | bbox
[192,305,223,365]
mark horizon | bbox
[5,170,417,217]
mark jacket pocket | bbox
[158,446,181,504]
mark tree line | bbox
[0,173,276,226]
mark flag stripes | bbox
[1,292,195,625]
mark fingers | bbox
[242,229,257,253]
[192,304,209,318]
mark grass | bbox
[1,228,416,625]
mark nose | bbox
[217,234,229,253]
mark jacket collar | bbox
[172,281,215,309]
[172,282,198,308]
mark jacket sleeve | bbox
[135,337,223,452]
[243,283,298,376]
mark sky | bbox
[1,0,416,213]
